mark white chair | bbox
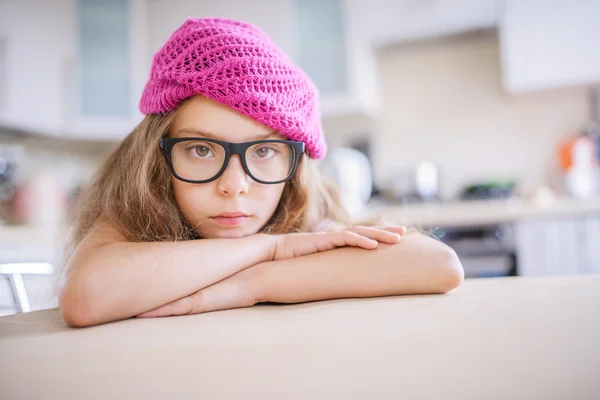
[0,262,53,313]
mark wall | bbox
[372,30,590,199]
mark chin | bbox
[201,226,260,239]
[216,230,252,239]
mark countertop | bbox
[1,196,599,262]
[1,275,599,399]
[368,196,600,227]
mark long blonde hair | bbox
[64,108,351,260]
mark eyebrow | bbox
[173,128,281,140]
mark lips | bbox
[214,212,249,218]
[211,212,250,227]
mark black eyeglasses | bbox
[159,137,305,184]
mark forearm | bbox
[255,233,464,304]
[60,234,273,326]
[161,233,464,316]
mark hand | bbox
[136,225,408,318]
[270,225,407,261]
[136,266,260,318]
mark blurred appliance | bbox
[459,180,515,201]
[12,172,66,227]
[0,144,23,223]
[434,223,517,279]
[0,144,21,201]
[557,133,599,199]
[385,161,439,204]
[319,147,373,218]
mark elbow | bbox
[58,272,103,328]
[436,246,464,293]
[59,300,90,328]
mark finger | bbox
[380,226,408,236]
[136,305,172,318]
[136,297,194,318]
[313,231,372,252]
[348,226,402,244]
[331,231,379,250]
[136,302,179,318]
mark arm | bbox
[137,233,463,317]
[58,221,273,327]
[257,233,463,303]
[59,222,398,327]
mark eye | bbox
[194,146,211,157]
[186,144,215,159]
[253,147,276,159]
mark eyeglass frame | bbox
[159,137,306,184]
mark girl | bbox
[57,18,463,327]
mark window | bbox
[78,0,130,117]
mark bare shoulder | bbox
[79,219,127,251]
[63,219,128,275]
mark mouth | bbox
[210,212,251,227]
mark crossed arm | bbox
[137,233,463,318]
[58,222,463,327]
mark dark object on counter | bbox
[433,223,517,279]
[0,156,16,200]
[0,146,21,202]
[460,180,515,201]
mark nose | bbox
[217,155,249,197]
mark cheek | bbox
[255,183,286,213]
[172,178,212,217]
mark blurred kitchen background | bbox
[1,0,599,315]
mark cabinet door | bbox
[293,0,348,97]
[147,0,379,119]
[0,0,76,135]
[516,216,599,276]
[300,0,381,117]
[516,219,546,276]
[581,216,600,274]
[500,0,600,93]
[78,0,131,118]
[68,0,146,140]
[147,0,295,58]
[358,0,497,45]
[553,218,581,276]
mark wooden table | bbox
[1,275,599,399]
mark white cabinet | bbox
[0,0,147,141]
[295,0,380,118]
[148,0,380,119]
[499,0,600,93]
[0,0,76,136]
[516,215,600,276]
[68,0,147,140]
[0,0,383,138]
[357,0,498,46]
[147,0,296,64]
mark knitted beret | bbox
[140,17,326,159]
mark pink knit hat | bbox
[140,18,326,159]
